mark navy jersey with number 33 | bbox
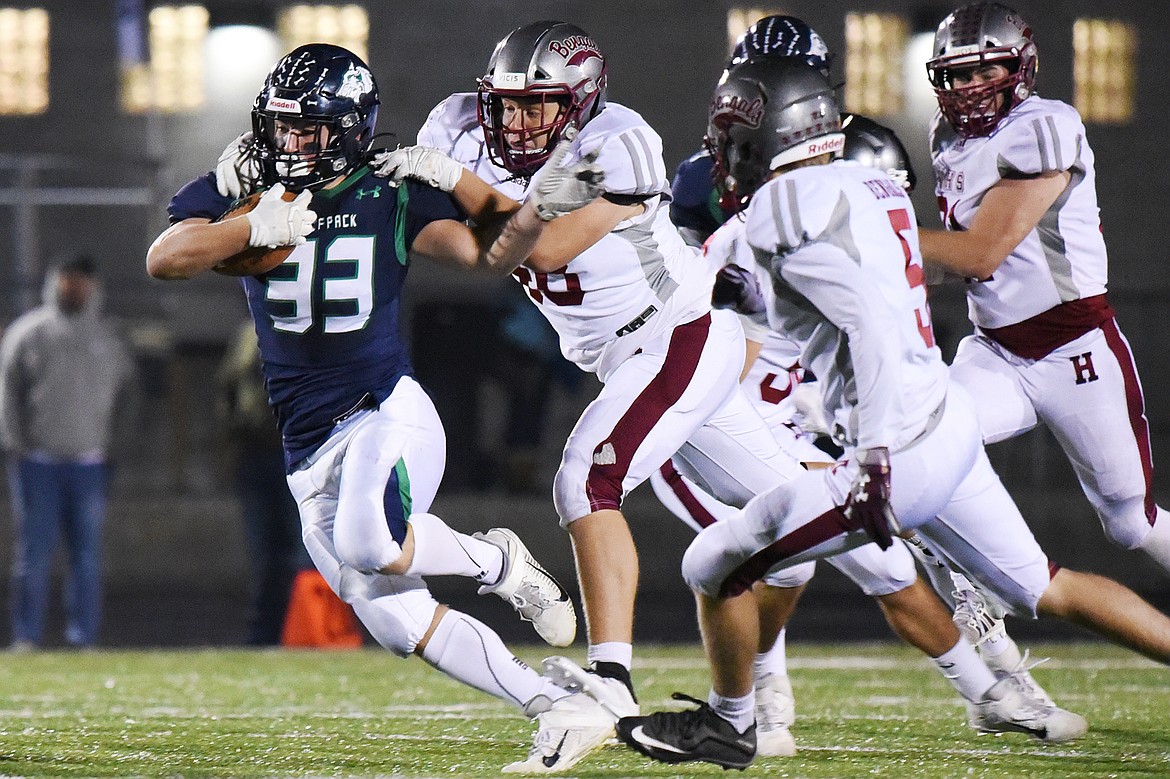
[167,167,463,470]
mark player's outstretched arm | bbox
[919,170,1070,280]
[147,185,316,280]
[410,135,605,274]
[372,146,521,228]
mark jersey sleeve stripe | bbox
[619,131,650,193]
[633,128,666,191]
[1045,115,1065,171]
[1032,116,1065,173]
[774,179,803,249]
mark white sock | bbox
[1139,508,1170,573]
[421,609,568,713]
[979,633,1024,672]
[932,639,999,703]
[754,628,788,679]
[405,513,504,582]
[587,641,633,670]
[708,689,755,734]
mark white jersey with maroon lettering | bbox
[420,95,713,379]
[930,96,1108,329]
[741,160,948,452]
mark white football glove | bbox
[244,184,317,248]
[789,381,832,436]
[527,127,605,221]
[370,146,464,192]
[215,131,263,199]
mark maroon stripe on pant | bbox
[659,460,720,529]
[585,313,713,513]
[1100,318,1157,524]
[718,507,852,597]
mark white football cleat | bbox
[476,528,577,647]
[967,675,1088,744]
[754,673,797,757]
[952,578,1057,707]
[502,691,614,774]
[541,655,640,719]
[951,577,1007,647]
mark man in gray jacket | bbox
[0,256,131,649]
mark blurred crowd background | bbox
[0,0,1167,647]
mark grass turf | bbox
[0,643,1166,777]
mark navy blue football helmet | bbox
[728,15,833,74]
[251,44,380,191]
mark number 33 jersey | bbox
[420,94,713,380]
[167,169,462,470]
[736,160,948,452]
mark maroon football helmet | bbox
[926,3,1037,138]
[477,21,607,177]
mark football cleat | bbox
[617,693,756,770]
[967,674,1088,744]
[952,578,1057,707]
[754,673,797,757]
[503,691,614,774]
[476,528,577,647]
[951,577,1007,648]
[991,650,1057,709]
[541,656,640,719]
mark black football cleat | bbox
[616,693,756,770]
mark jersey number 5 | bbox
[888,209,936,349]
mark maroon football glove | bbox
[712,263,765,315]
[842,446,900,550]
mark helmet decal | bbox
[337,64,375,101]
[709,94,764,130]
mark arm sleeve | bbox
[997,107,1084,177]
[168,173,235,224]
[775,242,903,449]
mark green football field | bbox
[0,643,1166,778]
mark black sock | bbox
[589,660,638,703]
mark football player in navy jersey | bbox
[147,43,620,772]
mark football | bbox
[212,190,299,277]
